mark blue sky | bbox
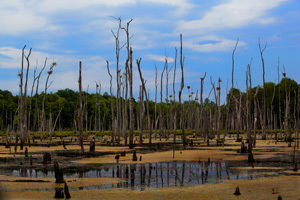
[0,0,299,103]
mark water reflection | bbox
[8,160,286,191]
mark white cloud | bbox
[142,0,193,16]
[177,0,287,34]
[170,36,246,52]
[147,54,175,63]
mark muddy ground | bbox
[0,134,299,199]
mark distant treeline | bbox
[0,77,299,133]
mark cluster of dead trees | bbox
[2,19,300,151]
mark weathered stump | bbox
[54,188,64,198]
[54,161,64,183]
[233,186,241,195]
[120,151,126,156]
[190,139,193,146]
[140,156,142,161]
[64,182,71,199]
[90,141,95,152]
[241,142,247,153]
[30,155,33,166]
[25,147,28,158]
[248,153,255,163]
[63,140,66,149]
[293,163,298,171]
[42,152,51,164]
[115,154,120,163]
[132,150,137,161]
[278,195,282,200]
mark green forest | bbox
[0,77,299,136]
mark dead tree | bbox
[18,45,26,150]
[259,37,267,140]
[217,78,222,139]
[139,85,145,143]
[160,65,166,141]
[277,57,282,137]
[32,59,46,145]
[28,66,37,145]
[137,59,152,144]
[106,61,115,145]
[24,48,32,145]
[283,66,291,139]
[178,34,185,149]
[154,65,158,140]
[111,18,122,145]
[129,47,134,149]
[78,61,84,153]
[200,72,207,138]
[121,18,133,146]
[253,86,260,147]
[173,48,177,143]
[40,61,56,141]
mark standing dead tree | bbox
[160,65,166,141]
[23,47,32,146]
[18,45,26,150]
[111,18,122,145]
[32,59,46,145]
[106,61,115,145]
[128,47,134,149]
[121,18,133,146]
[173,48,177,143]
[259,37,267,140]
[178,34,185,149]
[154,65,159,140]
[78,61,84,153]
[40,61,56,141]
[28,66,37,145]
[137,59,152,144]
[200,72,207,139]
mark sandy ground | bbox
[0,136,299,199]
[1,175,299,200]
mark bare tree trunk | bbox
[40,62,56,141]
[139,85,144,143]
[24,48,32,146]
[121,18,132,146]
[106,61,115,145]
[259,38,267,140]
[200,72,207,139]
[129,47,134,149]
[154,65,158,140]
[278,57,282,138]
[111,18,122,145]
[137,59,152,144]
[160,66,166,141]
[18,45,26,150]
[178,34,185,149]
[78,61,84,153]
[173,48,177,143]
[254,86,260,147]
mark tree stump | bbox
[54,161,64,183]
[64,182,71,199]
[121,151,126,156]
[30,155,33,166]
[140,156,142,161]
[42,152,51,164]
[241,142,247,153]
[293,163,298,171]
[278,195,282,200]
[54,188,64,198]
[25,147,28,158]
[190,139,193,146]
[248,153,255,163]
[233,186,241,195]
[90,141,95,152]
[63,140,66,149]
[132,150,137,161]
[115,154,120,163]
